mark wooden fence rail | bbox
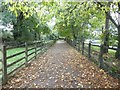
[1,40,55,85]
[66,39,117,70]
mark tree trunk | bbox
[39,33,41,40]
[99,44,104,69]
[103,12,109,53]
[13,11,24,41]
[72,28,77,40]
[115,26,120,59]
[71,23,77,47]
[115,3,120,59]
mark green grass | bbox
[0,52,2,60]
[0,51,2,79]
[91,45,116,55]
[0,46,42,79]
[91,45,116,62]
[83,44,120,79]
[0,40,54,80]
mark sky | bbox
[47,17,56,30]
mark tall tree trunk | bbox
[71,24,77,47]
[71,24,76,40]
[115,2,120,59]
[13,11,24,41]
[103,11,109,53]
[38,33,41,40]
[115,26,120,59]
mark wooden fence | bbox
[0,40,55,84]
[66,39,118,70]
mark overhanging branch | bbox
[107,13,118,27]
[95,1,118,28]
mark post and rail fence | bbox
[0,40,55,85]
[66,39,118,72]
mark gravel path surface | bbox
[3,40,120,88]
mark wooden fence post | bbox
[70,40,72,46]
[74,40,76,48]
[82,41,84,55]
[42,41,45,51]
[41,41,44,52]
[38,41,41,48]
[78,40,80,51]
[71,40,72,46]
[35,42,37,59]
[99,44,104,69]
[44,41,47,49]
[72,40,74,47]
[25,42,28,66]
[2,44,7,84]
[88,41,91,59]
[75,40,78,50]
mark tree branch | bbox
[107,13,118,27]
[95,1,118,28]
[69,4,77,13]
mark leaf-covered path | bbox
[3,40,119,88]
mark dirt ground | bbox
[3,40,120,88]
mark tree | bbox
[1,1,52,42]
[96,2,120,59]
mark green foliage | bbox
[1,1,120,52]
[1,30,14,42]
[1,1,52,42]
[54,2,100,40]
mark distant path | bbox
[3,40,119,88]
